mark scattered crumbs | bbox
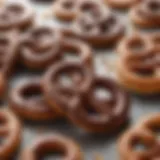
[94,153,104,160]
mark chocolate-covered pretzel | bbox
[67,77,130,133]
[58,38,93,68]
[118,114,160,160]
[71,11,125,47]
[0,108,21,159]
[0,2,34,30]
[0,29,19,97]
[117,33,160,94]
[19,26,62,69]
[42,61,93,115]
[130,0,160,28]
[53,0,78,21]
[9,77,59,121]
[117,33,154,58]
[53,0,105,21]
[20,134,83,160]
[117,55,160,94]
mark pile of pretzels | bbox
[53,0,126,47]
[0,0,159,159]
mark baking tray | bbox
[4,0,160,159]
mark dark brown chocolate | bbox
[9,77,59,121]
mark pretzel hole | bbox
[148,125,160,139]
[21,85,42,100]
[89,10,101,19]
[78,17,92,30]
[58,71,83,88]
[133,143,149,152]
[37,151,63,160]
[148,1,160,12]
[35,142,66,160]
[134,68,154,77]
[132,62,155,77]
[100,23,110,33]
[100,17,115,33]
[62,45,81,62]
[59,74,75,87]
[128,39,145,53]
[94,87,113,102]
[132,138,152,152]
[83,23,94,32]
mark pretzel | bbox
[0,108,21,159]
[53,0,78,21]
[67,77,130,133]
[117,33,154,58]
[117,56,160,94]
[130,0,160,28]
[42,61,93,115]
[0,2,34,30]
[118,114,160,160]
[0,29,19,97]
[19,134,83,160]
[9,77,59,121]
[58,38,93,69]
[71,11,125,47]
[19,26,62,69]
[117,33,160,94]
[53,0,105,21]
[104,0,141,9]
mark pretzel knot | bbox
[66,76,130,133]
[19,26,62,69]
[117,33,160,94]
[53,0,104,21]
[130,0,160,28]
[0,2,34,30]
[9,77,59,121]
[72,11,125,47]
[19,134,83,160]
[119,114,160,160]
[42,61,93,115]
